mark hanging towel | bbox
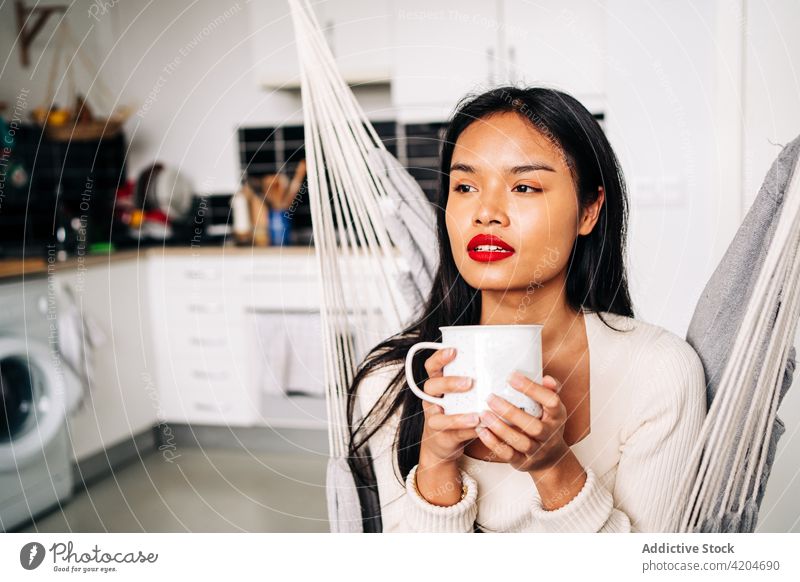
[254,311,326,398]
[56,281,108,414]
[255,311,290,398]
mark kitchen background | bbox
[0,0,799,533]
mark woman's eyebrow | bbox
[507,163,556,174]
[450,162,478,174]
[449,162,556,174]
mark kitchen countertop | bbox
[0,245,317,282]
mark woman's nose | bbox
[473,190,509,226]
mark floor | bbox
[18,447,330,533]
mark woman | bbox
[346,86,706,533]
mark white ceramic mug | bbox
[404,324,544,425]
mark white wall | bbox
[0,1,102,109]
[743,0,800,209]
[606,0,722,336]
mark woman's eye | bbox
[453,184,475,193]
[514,184,543,193]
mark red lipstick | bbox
[467,234,515,262]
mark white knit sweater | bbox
[356,309,707,532]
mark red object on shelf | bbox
[143,209,170,224]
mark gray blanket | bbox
[685,134,800,532]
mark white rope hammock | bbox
[289,0,437,532]
[288,0,799,533]
[671,152,800,532]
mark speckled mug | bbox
[404,324,544,424]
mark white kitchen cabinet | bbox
[147,253,258,426]
[248,0,393,89]
[248,0,608,119]
[391,0,500,119]
[502,0,606,98]
[238,250,407,429]
[57,259,158,463]
[135,248,405,429]
[391,0,607,121]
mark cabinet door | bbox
[503,0,606,98]
[248,0,300,88]
[392,0,500,116]
[59,260,158,462]
[147,254,259,426]
[316,0,393,83]
[166,353,257,426]
[249,0,392,88]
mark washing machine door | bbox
[0,338,68,467]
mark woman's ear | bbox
[578,186,605,236]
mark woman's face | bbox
[445,111,602,294]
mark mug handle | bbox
[404,341,451,405]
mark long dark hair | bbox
[345,85,634,516]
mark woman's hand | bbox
[414,348,480,506]
[417,347,481,465]
[475,371,570,473]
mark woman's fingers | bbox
[475,423,518,462]
[479,410,536,455]
[421,401,444,416]
[507,371,564,417]
[431,427,480,446]
[486,394,545,439]
[451,428,480,443]
[428,412,480,431]
[423,347,457,378]
[423,375,473,397]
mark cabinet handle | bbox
[487,47,495,84]
[191,369,230,381]
[184,268,220,280]
[241,274,277,284]
[189,336,227,348]
[193,401,230,412]
[508,46,516,83]
[187,302,225,314]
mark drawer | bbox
[157,315,250,364]
[177,330,244,351]
[153,293,248,323]
[149,256,249,291]
[162,361,259,426]
[169,348,249,383]
[151,322,248,356]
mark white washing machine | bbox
[0,277,83,532]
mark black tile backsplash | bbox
[238,120,447,245]
[0,123,126,257]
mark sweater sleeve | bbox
[527,332,707,532]
[357,363,479,532]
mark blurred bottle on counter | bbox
[231,179,253,246]
[269,208,291,246]
[53,191,78,261]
